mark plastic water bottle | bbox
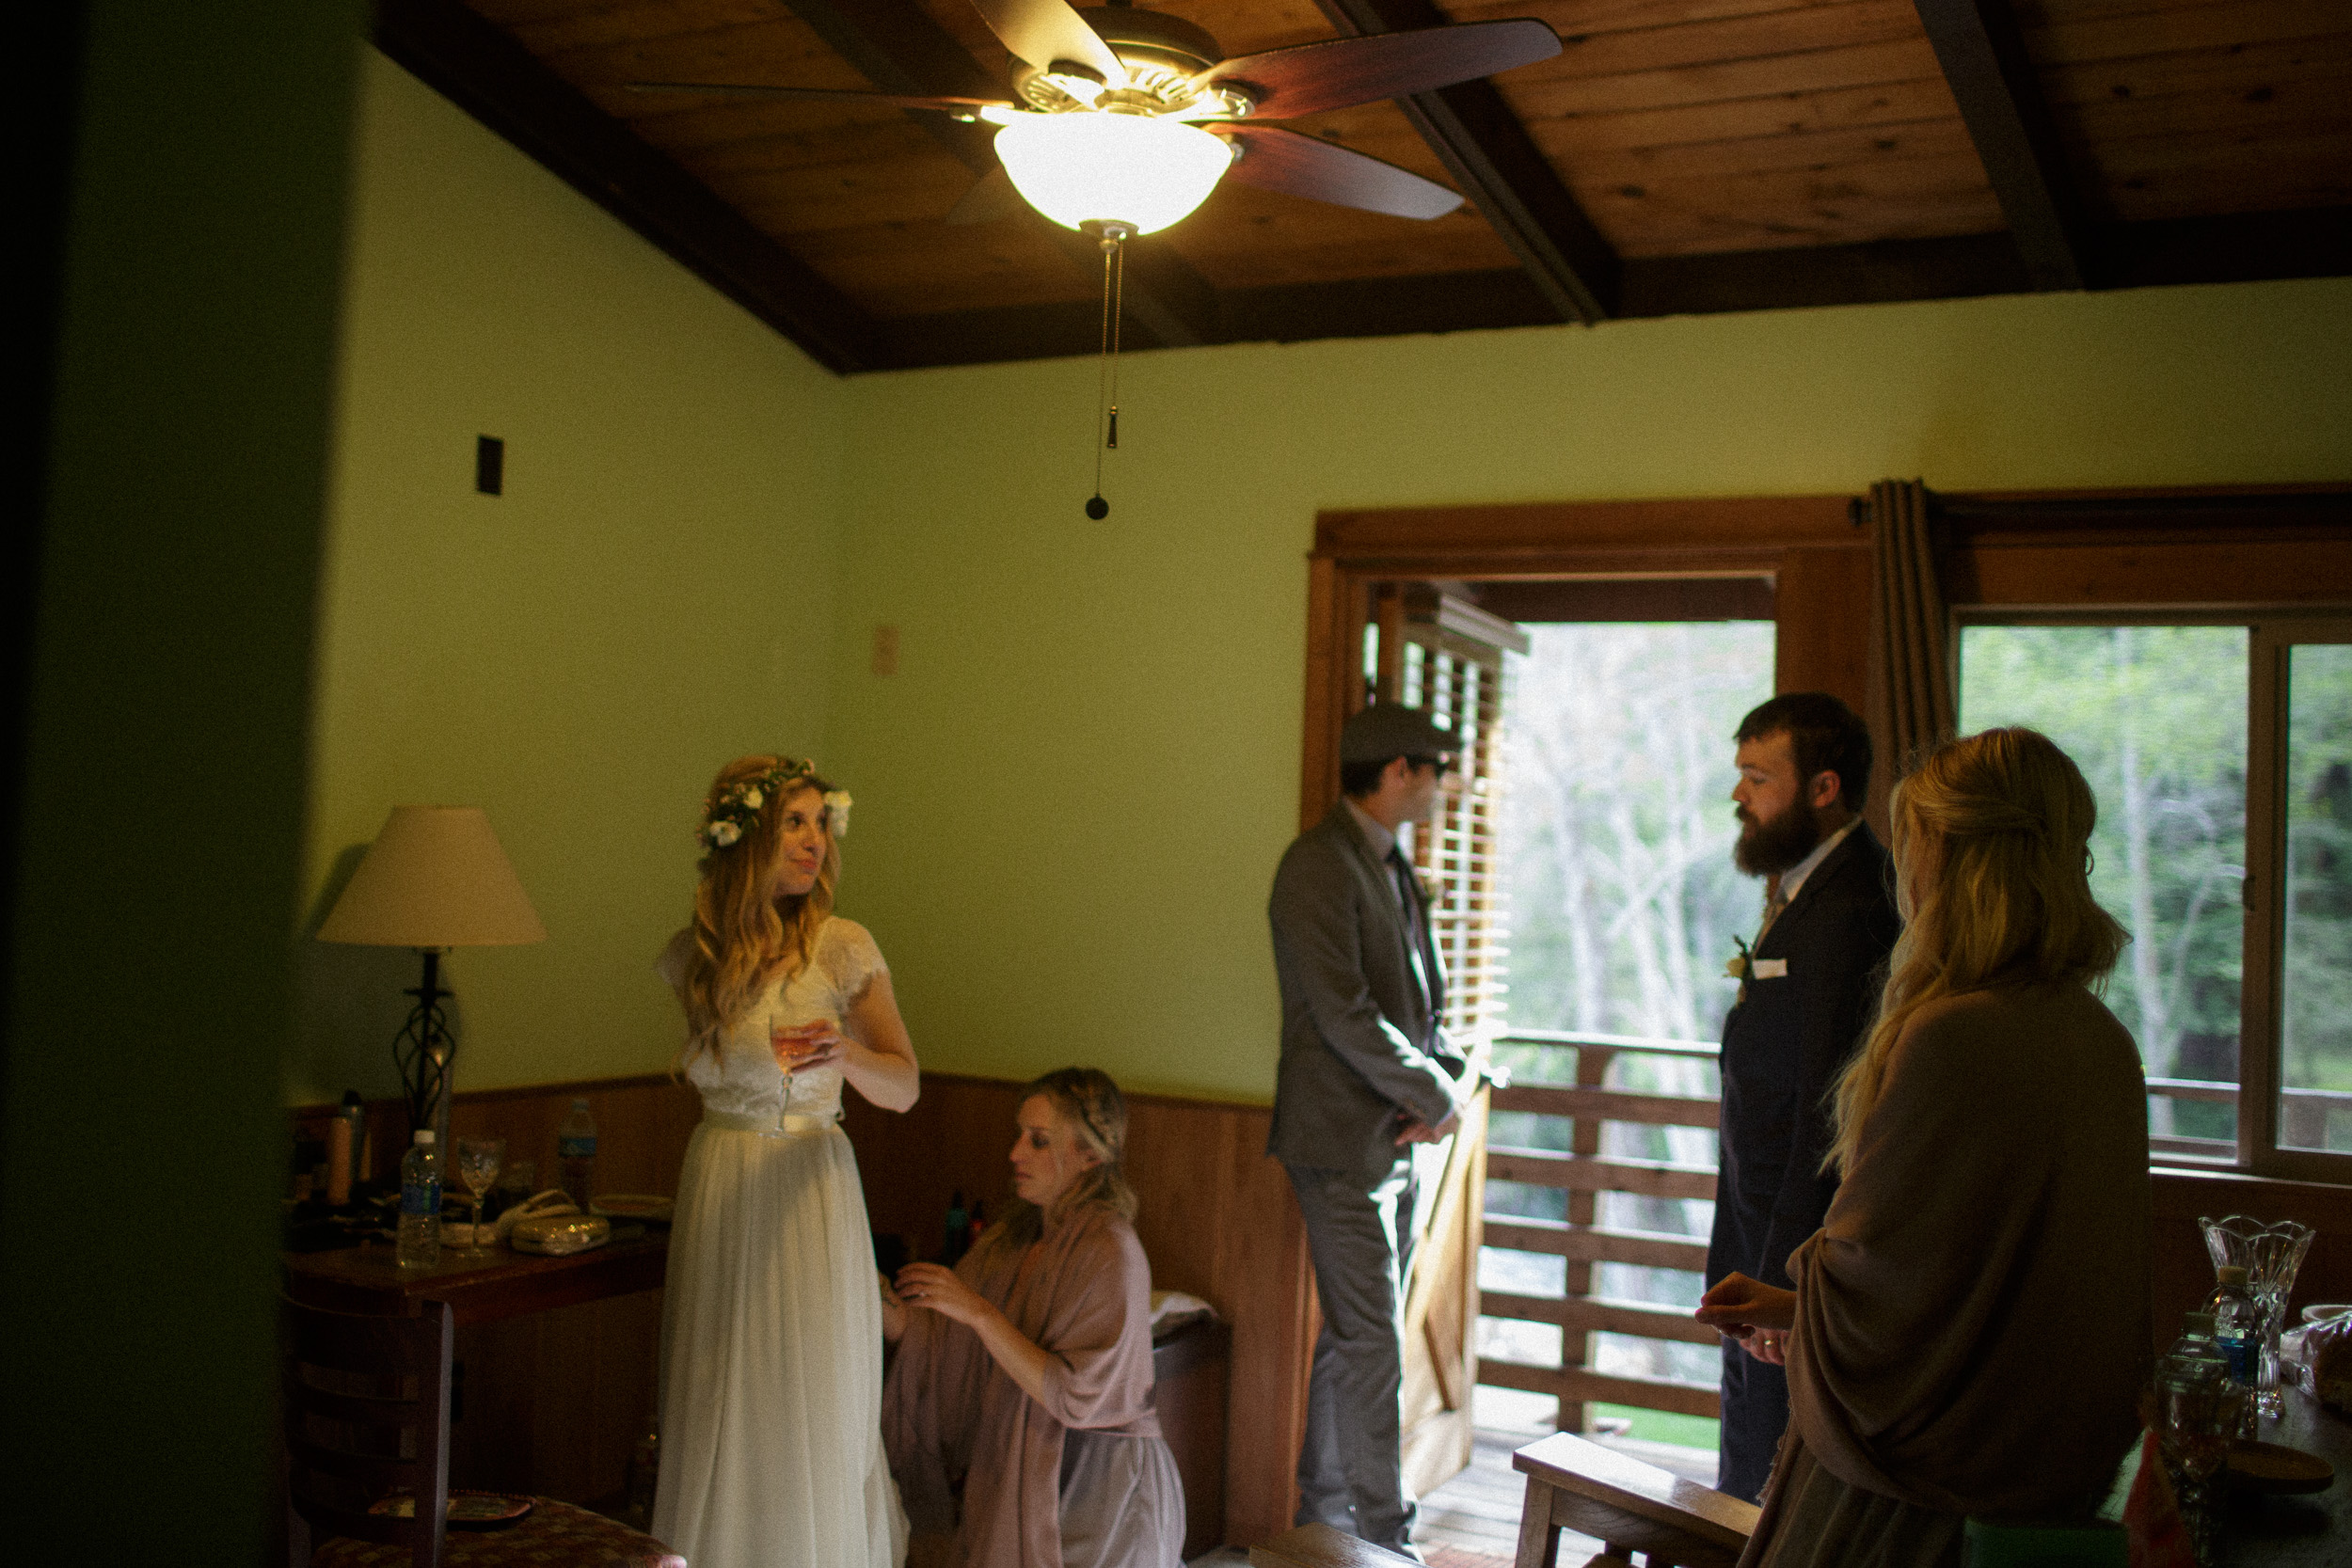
[396,1130,441,1270]
[2208,1264,2262,1433]
[559,1099,598,1209]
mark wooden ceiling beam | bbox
[786,0,1218,353]
[871,204,2352,369]
[1912,0,2096,292]
[1312,0,1620,325]
[778,0,1003,171]
[2104,205,2352,292]
[373,0,883,373]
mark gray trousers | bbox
[1284,1159,1420,1551]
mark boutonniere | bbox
[1726,935,1755,1004]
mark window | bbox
[1958,617,2352,1176]
[2267,626,2352,1158]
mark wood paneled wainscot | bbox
[2151,1167,2352,1350]
[296,1070,1315,1548]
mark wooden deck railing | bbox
[2146,1077,2352,1158]
[1477,1030,1724,1433]
[1476,1036,2352,1436]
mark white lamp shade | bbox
[318,806,548,948]
[993,113,1232,235]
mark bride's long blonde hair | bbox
[1823,727,2125,1177]
[677,754,841,1057]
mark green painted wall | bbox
[824,279,2352,1102]
[307,55,2350,1109]
[10,2,359,1557]
[294,53,846,1105]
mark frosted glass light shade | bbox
[318,806,548,948]
[993,113,1232,235]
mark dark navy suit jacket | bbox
[1705,823,1900,1291]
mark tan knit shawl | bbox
[882,1204,1162,1567]
[1782,983,2151,1517]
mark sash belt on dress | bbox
[703,1109,835,1136]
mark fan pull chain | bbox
[1108,235,1123,450]
[1085,223,1130,520]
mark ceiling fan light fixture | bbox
[993,112,1232,235]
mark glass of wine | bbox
[454,1136,505,1255]
[2158,1364,2243,1561]
[769,1018,834,1133]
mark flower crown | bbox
[699,758,852,852]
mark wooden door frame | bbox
[1306,496,1869,831]
[1307,485,2352,835]
[1301,486,2352,1395]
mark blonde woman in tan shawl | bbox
[1695,728,2151,1565]
[882,1069,1186,1568]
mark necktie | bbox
[1390,847,1434,1013]
[1756,876,1788,944]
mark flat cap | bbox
[1340,703,1457,764]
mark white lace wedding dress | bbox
[651,917,908,1568]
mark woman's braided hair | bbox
[983,1067,1139,1257]
[1823,726,2126,1177]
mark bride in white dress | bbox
[652,754,918,1568]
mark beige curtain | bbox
[1867,478,1955,778]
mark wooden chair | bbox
[281,1294,683,1568]
[1511,1433,1759,1568]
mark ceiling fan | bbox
[629,0,1564,238]
[631,0,1563,517]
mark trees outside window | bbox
[1959,620,2352,1167]
[1959,626,2249,1149]
[1483,622,1773,1410]
[1502,623,1775,1047]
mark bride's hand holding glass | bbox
[770,1018,845,1075]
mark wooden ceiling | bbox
[379,0,2352,372]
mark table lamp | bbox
[317,806,547,1155]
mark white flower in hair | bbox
[822,790,853,838]
[708,819,741,847]
[742,788,763,809]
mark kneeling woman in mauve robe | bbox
[882,1068,1186,1568]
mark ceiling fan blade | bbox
[944,166,1030,226]
[968,0,1126,84]
[1216,125,1463,220]
[625,82,1012,114]
[1186,20,1559,120]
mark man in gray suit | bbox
[1268,703,1470,1558]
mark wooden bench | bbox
[1511,1433,1759,1568]
[1248,1523,1422,1566]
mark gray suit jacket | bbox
[1267,802,1467,1186]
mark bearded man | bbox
[1705,692,1900,1502]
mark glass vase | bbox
[2200,1214,2315,1419]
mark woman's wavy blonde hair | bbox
[677,754,841,1058]
[1824,726,2126,1178]
[980,1068,1139,1258]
